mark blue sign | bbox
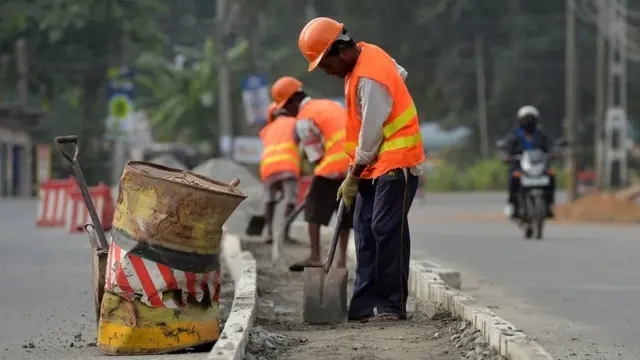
[240,74,270,126]
[105,67,136,139]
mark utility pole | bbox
[594,0,608,189]
[474,31,490,158]
[604,0,629,189]
[216,0,233,158]
[565,0,578,202]
[0,54,10,102]
[15,38,28,107]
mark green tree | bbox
[136,37,249,149]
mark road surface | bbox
[0,199,217,360]
[411,192,639,360]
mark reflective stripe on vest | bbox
[261,151,298,167]
[345,103,420,153]
[263,142,298,156]
[314,151,349,174]
[324,130,345,151]
[260,142,298,168]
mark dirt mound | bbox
[556,192,640,223]
[615,184,640,201]
[149,154,186,169]
[191,158,263,233]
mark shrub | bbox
[424,158,565,192]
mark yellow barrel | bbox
[98,161,246,355]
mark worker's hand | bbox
[336,174,359,211]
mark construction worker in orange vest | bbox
[259,102,301,244]
[271,76,353,272]
[298,17,425,322]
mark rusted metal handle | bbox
[229,178,240,187]
[54,135,79,164]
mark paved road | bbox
[0,199,215,360]
[410,192,639,360]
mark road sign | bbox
[105,67,135,140]
[241,74,270,126]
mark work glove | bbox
[336,174,359,211]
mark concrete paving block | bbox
[208,233,258,360]
[408,265,552,360]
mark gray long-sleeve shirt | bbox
[349,60,422,176]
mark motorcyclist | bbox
[502,105,556,218]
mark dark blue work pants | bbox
[348,168,419,319]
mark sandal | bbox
[366,313,401,322]
[288,259,322,272]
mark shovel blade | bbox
[302,267,348,324]
[245,215,265,236]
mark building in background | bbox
[0,105,42,197]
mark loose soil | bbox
[242,239,506,360]
[555,192,640,223]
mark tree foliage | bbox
[2,0,639,173]
[136,37,249,145]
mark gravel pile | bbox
[149,154,186,169]
[192,158,264,233]
[244,326,306,360]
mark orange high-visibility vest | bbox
[344,42,424,179]
[259,116,300,181]
[298,99,350,177]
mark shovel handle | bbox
[54,135,109,251]
[229,178,240,187]
[54,135,79,163]
[324,198,346,273]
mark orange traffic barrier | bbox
[36,177,77,227]
[65,182,114,233]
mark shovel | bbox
[54,135,109,326]
[302,199,348,324]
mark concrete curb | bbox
[345,235,553,360]
[207,233,257,360]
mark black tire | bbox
[522,196,534,239]
[533,195,545,240]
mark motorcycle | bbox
[496,138,567,240]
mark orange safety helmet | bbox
[271,76,303,109]
[298,17,344,71]
[266,102,277,123]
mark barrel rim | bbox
[124,160,248,200]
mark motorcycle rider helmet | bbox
[516,105,539,133]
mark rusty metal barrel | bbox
[97,161,246,355]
